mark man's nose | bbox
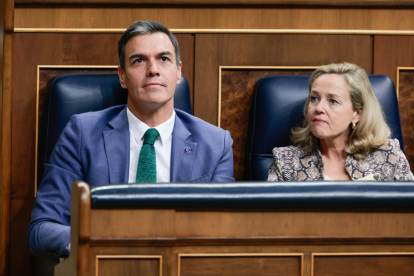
[147,59,160,76]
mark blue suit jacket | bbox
[28,105,234,257]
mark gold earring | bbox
[352,123,357,130]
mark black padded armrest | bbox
[90,182,414,211]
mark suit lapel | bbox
[170,113,197,182]
[103,107,130,183]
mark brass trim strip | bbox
[14,28,414,35]
[396,67,414,99]
[311,252,414,276]
[12,0,414,5]
[311,253,314,276]
[35,65,118,197]
[312,252,414,256]
[35,66,40,197]
[218,65,318,128]
[37,65,118,69]
[218,67,222,127]
[95,255,162,276]
[178,253,304,276]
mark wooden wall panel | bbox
[1,0,13,273]
[96,256,160,276]
[14,8,414,30]
[313,255,414,276]
[373,35,414,173]
[195,34,372,125]
[11,33,194,276]
[89,247,175,276]
[179,255,301,276]
[373,36,414,83]
[175,211,414,238]
[220,68,315,181]
[396,70,414,173]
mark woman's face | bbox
[307,74,361,145]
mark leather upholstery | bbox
[250,75,404,181]
[38,73,192,171]
[91,182,414,211]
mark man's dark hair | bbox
[118,20,181,70]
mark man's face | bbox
[118,32,182,113]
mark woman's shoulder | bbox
[272,145,312,158]
[378,139,403,152]
[269,145,322,181]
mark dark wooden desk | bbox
[55,181,414,276]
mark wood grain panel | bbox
[180,255,301,276]
[96,256,160,276]
[373,36,414,174]
[1,32,13,276]
[220,68,314,181]
[90,248,174,276]
[373,36,414,83]
[14,8,414,30]
[175,211,414,237]
[90,209,176,238]
[396,70,414,173]
[1,0,13,273]
[195,34,372,125]
[11,32,194,276]
[313,255,414,276]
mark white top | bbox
[324,174,333,180]
[127,108,175,183]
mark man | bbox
[28,20,234,258]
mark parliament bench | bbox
[55,181,414,276]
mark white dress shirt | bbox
[127,108,175,183]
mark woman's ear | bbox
[352,108,362,124]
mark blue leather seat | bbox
[250,75,404,181]
[38,73,192,173]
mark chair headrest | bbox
[38,73,192,170]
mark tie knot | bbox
[143,128,159,145]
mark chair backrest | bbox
[38,73,192,178]
[250,75,404,181]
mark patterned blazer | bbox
[267,139,414,181]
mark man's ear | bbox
[176,61,182,85]
[118,66,127,89]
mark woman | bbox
[267,62,413,181]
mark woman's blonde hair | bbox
[291,62,391,160]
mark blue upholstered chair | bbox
[33,73,192,276]
[250,75,404,181]
[38,73,192,177]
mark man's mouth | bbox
[143,83,164,87]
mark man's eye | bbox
[160,57,169,61]
[134,58,143,63]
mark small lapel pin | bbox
[184,147,192,153]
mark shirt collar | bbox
[127,108,175,146]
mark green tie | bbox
[136,128,159,182]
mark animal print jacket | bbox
[267,139,414,181]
